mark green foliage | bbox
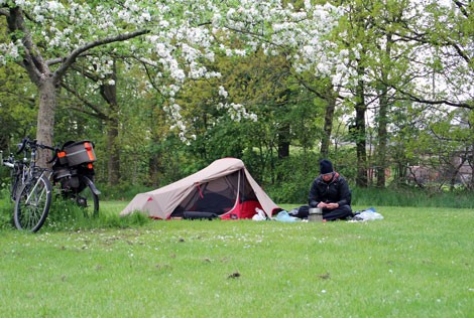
[44,196,95,231]
[352,186,474,209]
[189,118,248,161]
[0,186,151,231]
[98,182,153,201]
[0,63,37,145]
[0,188,14,231]
[263,146,474,209]
[4,0,474,198]
[43,196,151,232]
[266,152,320,203]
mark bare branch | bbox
[70,64,100,82]
[134,58,166,95]
[453,0,469,18]
[53,29,150,79]
[449,41,472,65]
[61,83,108,120]
[394,84,474,109]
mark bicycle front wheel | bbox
[10,164,23,201]
[14,175,52,232]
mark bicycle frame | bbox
[24,170,52,206]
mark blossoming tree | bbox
[1,0,345,166]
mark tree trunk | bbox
[36,77,57,167]
[148,149,161,188]
[106,118,120,185]
[99,66,121,186]
[277,123,290,159]
[8,7,56,167]
[320,92,337,158]
[376,88,388,188]
[376,34,393,188]
[355,66,368,188]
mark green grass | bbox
[0,202,473,317]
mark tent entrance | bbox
[170,169,261,219]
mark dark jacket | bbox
[308,172,351,208]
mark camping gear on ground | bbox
[274,210,299,222]
[351,207,383,222]
[252,208,268,221]
[120,158,282,220]
[308,207,323,222]
[182,211,218,220]
[288,205,310,219]
[287,206,322,222]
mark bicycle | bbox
[1,138,100,232]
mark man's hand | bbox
[317,202,328,209]
[318,203,339,210]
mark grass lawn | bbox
[0,203,473,317]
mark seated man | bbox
[308,159,353,221]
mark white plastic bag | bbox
[355,207,383,221]
[252,208,267,221]
[358,211,384,221]
[274,210,299,222]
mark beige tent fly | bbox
[119,158,282,220]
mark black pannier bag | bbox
[63,141,97,167]
[52,140,96,192]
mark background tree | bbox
[1,2,149,165]
[3,0,474,203]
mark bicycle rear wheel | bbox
[74,175,99,218]
[14,175,52,232]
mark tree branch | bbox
[453,0,469,18]
[393,84,474,109]
[7,7,46,84]
[136,58,166,95]
[449,41,472,65]
[61,83,108,120]
[70,64,100,82]
[53,29,150,79]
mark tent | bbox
[119,158,282,220]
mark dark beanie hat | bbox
[320,159,334,174]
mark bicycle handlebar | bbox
[17,137,57,153]
[16,138,27,154]
[11,137,60,166]
[0,151,15,169]
[3,161,14,168]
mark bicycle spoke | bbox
[14,176,52,232]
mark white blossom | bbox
[1,0,350,141]
[218,86,228,98]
